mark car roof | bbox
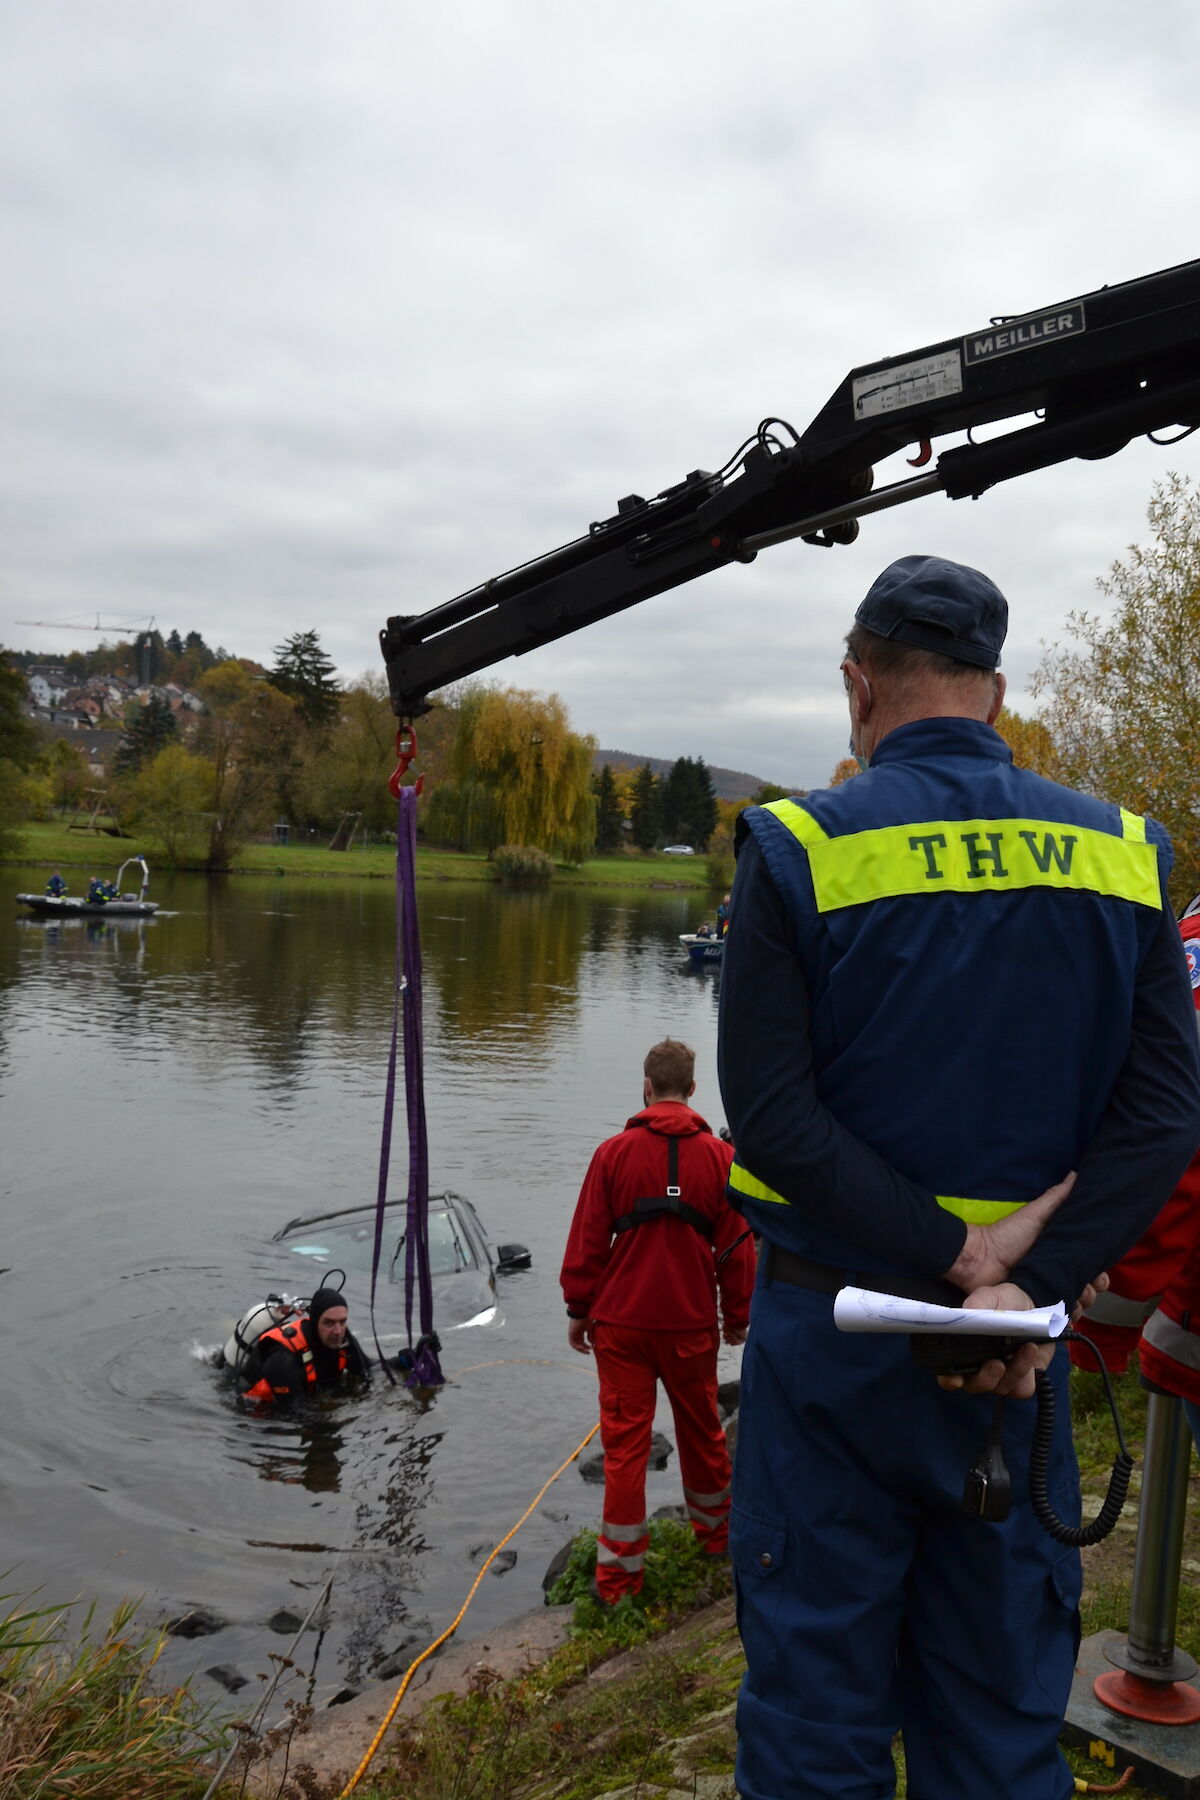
[275,1191,470,1239]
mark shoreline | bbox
[2,824,718,894]
[240,1599,581,1795]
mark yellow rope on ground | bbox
[336,1418,601,1798]
[448,1356,597,1380]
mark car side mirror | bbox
[496,1243,532,1272]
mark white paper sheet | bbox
[833,1286,1068,1339]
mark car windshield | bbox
[283,1205,473,1279]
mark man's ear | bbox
[987,671,1007,726]
[846,658,872,722]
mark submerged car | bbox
[270,1192,529,1334]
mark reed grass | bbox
[0,1591,222,1800]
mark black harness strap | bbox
[612,1136,715,1239]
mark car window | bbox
[284,1205,472,1279]
[391,1206,473,1278]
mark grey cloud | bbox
[4,0,1200,789]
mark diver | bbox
[239,1288,372,1404]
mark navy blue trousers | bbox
[731,1278,1081,1800]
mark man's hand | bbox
[943,1172,1076,1294]
[936,1282,1052,1400]
[1074,1271,1110,1320]
[722,1323,749,1346]
[568,1317,594,1355]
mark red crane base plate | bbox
[1094,1670,1200,1726]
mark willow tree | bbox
[1032,475,1200,901]
[426,684,596,862]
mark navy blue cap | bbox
[855,555,1007,669]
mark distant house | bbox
[25,666,71,708]
[128,681,203,732]
[39,719,114,777]
[63,690,105,722]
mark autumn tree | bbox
[193,669,302,869]
[42,738,92,810]
[1032,475,1200,899]
[0,655,41,857]
[828,756,859,787]
[123,743,212,865]
[305,674,404,837]
[422,684,596,862]
[993,707,1063,779]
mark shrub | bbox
[705,849,734,891]
[0,1591,224,1799]
[491,844,555,883]
[547,1520,727,1645]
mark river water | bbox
[0,869,740,1705]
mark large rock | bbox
[468,1545,518,1576]
[716,1379,741,1419]
[542,1539,574,1594]
[268,1609,304,1635]
[579,1431,673,1484]
[206,1663,248,1693]
[165,1605,226,1638]
[374,1625,432,1679]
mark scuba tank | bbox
[220,1294,302,1376]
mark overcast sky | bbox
[4,1,1200,788]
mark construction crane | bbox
[15,615,160,686]
[14,614,156,635]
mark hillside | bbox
[593,748,803,803]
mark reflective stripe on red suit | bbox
[560,1102,755,1601]
[1072,910,1200,1401]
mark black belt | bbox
[764,1245,963,1309]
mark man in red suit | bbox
[561,1038,756,1602]
[1071,900,1200,1446]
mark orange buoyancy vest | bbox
[242,1317,350,1400]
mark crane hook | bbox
[388,725,423,799]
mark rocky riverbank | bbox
[239,1588,743,1800]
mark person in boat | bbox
[45,873,67,897]
[86,876,109,905]
[715,893,731,938]
[560,1037,755,1604]
[240,1288,372,1403]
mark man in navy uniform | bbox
[719,555,1200,1800]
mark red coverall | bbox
[560,1101,756,1601]
[1070,910,1200,1401]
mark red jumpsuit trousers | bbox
[592,1321,731,1602]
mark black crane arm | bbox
[381,255,1200,719]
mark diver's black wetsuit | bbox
[241,1322,371,1401]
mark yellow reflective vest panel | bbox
[727,718,1167,1233]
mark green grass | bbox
[2,820,714,890]
[0,1592,224,1800]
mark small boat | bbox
[16,856,159,918]
[680,932,724,965]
